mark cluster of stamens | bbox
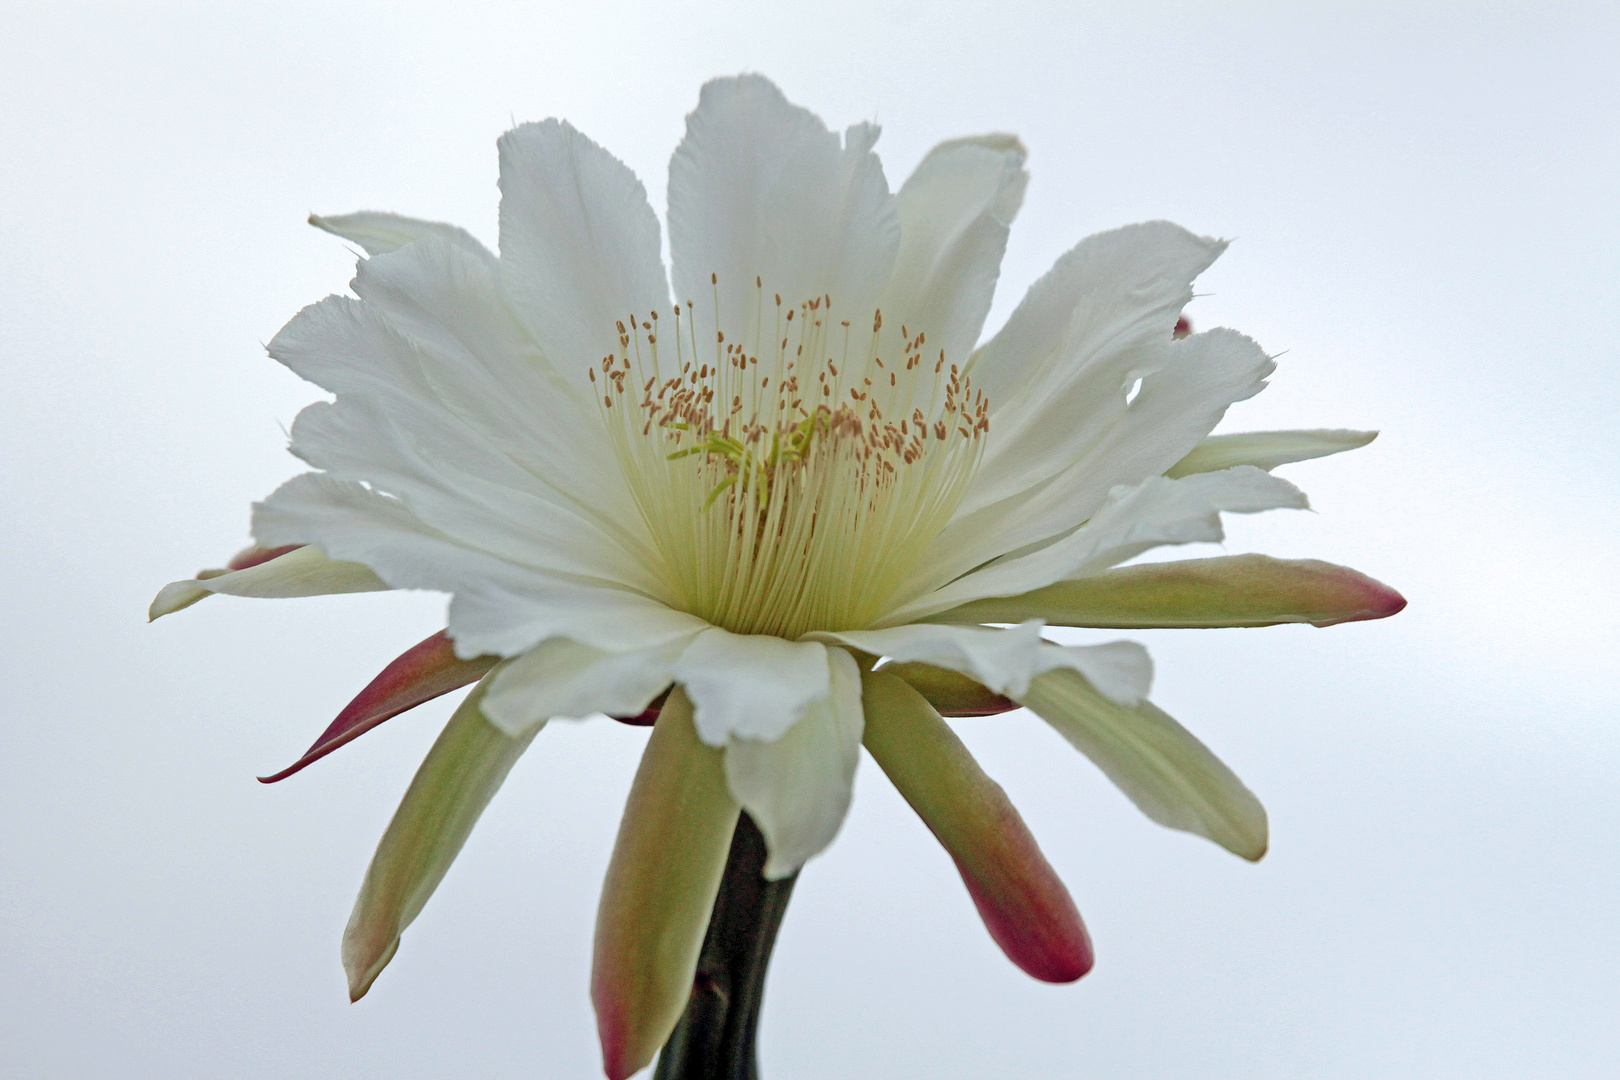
[589,275,987,638]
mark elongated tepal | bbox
[861,669,1093,982]
[592,688,740,1080]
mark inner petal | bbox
[589,277,988,638]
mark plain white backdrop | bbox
[2,2,1616,1077]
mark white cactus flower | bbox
[152,74,1403,1080]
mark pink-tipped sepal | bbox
[259,630,497,783]
[861,669,1094,983]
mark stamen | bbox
[587,286,985,638]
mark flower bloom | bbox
[152,75,1403,1078]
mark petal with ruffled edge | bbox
[1167,429,1378,478]
[308,210,496,266]
[861,669,1091,983]
[1019,667,1267,860]
[887,466,1308,625]
[879,135,1028,369]
[723,646,863,879]
[811,622,1151,705]
[593,688,739,1080]
[343,670,539,1000]
[929,554,1407,629]
[481,634,697,737]
[497,119,671,373]
[671,627,832,745]
[148,543,387,620]
[667,74,898,340]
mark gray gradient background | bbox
[2,2,1616,1077]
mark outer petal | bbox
[308,210,496,266]
[1167,429,1378,478]
[930,554,1407,629]
[148,543,387,620]
[861,670,1092,983]
[497,119,671,371]
[481,633,697,737]
[879,134,1028,367]
[343,672,539,1000]
[887,467,1308,625]
[593,688,739,1080]
[667,74,898,338]
[812,622,1150,705]
[1019,668,1267,861]
[723,647,863,879]
[672,628,831,745]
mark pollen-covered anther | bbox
[588,286,987,638]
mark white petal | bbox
[281,242,623,508]
[885,467,1308,624]
[253,472,707,659]
[815,622,1047,698]
[148,544,388,619]
[879,134,1028,367]
[941,327,1275,581]
[723,646,863,879]
[1167,429,1378,478]
[343,673,540,999]
[288,394,650,589]
[270,246,655,588]
[672,628,831,745]
[308,211,496,265]
[481,634,697,736]
[813,623,1151,705]
[497,119,670,371]
[967,221,1223,411]
[1019,667,1267,861]
[1038,640,1155,705]
[667,74,898,338]
[445,576,710,662]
